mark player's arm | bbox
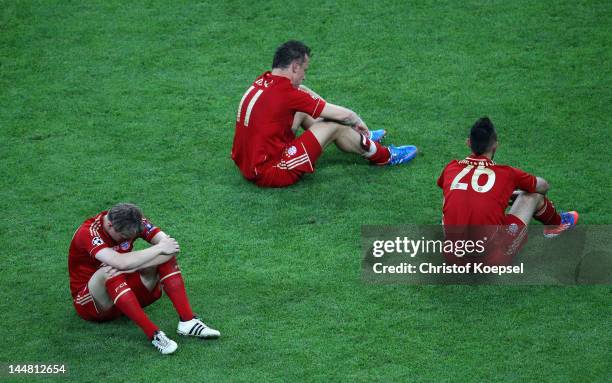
[118,231,180,272]
[299,84,322,99]
[94,236,179,271]
[118,231,181,271]
[513,167,548,195]
[319,103,369,135]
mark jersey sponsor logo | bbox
[287,146,297,157]
[92,236,104,246]
[115,282,127,293]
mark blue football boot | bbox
[386,145,418,166]
[369,129,386,143]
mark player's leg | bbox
[157,257,220,338]
[292,112,386,146]
[138,266,160,293]
[532,196,579,238]
[308,121,392,164]
[87,267,176,354]
[291,112,318,133]
[86,266,116,312]
[308,120,416,165]
[510,191,578,237]
[507,192,544,225]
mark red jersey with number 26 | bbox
[67,211,161,298]
[231,72,326,180]
[437,155,537,225]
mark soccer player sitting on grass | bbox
[68,203,220,355]
[232,40,418,188]
[437,117,578,265]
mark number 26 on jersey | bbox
[450,165,496,193]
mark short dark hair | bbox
[469,117,497,155]
[272,40,311,69]
[108,203,144,238]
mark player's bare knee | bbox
[516,192,542,205]
[291,112,308,132]
[527,192,544,206]
[139,267,159,292]
[310,121,341,146]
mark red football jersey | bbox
[67,211,161,298]
[231,72,327,180]
[437,155,537,225]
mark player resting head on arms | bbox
[232,40,418,187]
[68,203,220,355]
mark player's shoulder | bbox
[73,212,105,241]
[441,159,460,170]
[490,162,524,173]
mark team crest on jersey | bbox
[287,146,297,156]
[92,236,104,246]
[119,241,130,250]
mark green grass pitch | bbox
[1,1,610,382]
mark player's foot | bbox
[386,145,418,166]
[152,330,178,355]
[177,316,221,339]
[543,211,579,238]
[369,129,386,143]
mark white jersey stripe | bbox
[76,294,92,302]
[284,153,309,166]
[77,297,93,305]
[287,158,310,169]
[237,86,255,122]
[284,156,309,168]
[278,157,310,170]
[244,89,263,127]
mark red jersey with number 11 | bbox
[437,155,537,225]
[231,72,326,180]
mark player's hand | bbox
[157,236,180,255]
[353,119,370,137]
[101,265,124,278]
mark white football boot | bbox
[151,330,178,355]
[177,317,221,339]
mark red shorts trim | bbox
[255,130,322,187]
[73,272,162,322]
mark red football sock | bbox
[534,197,562,225]
[158,257,194,322]
[365,141,391,165]
[105,274,159,339]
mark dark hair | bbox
[469,117,497,155]
[108,203,144,238]
[272,40,311,69]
